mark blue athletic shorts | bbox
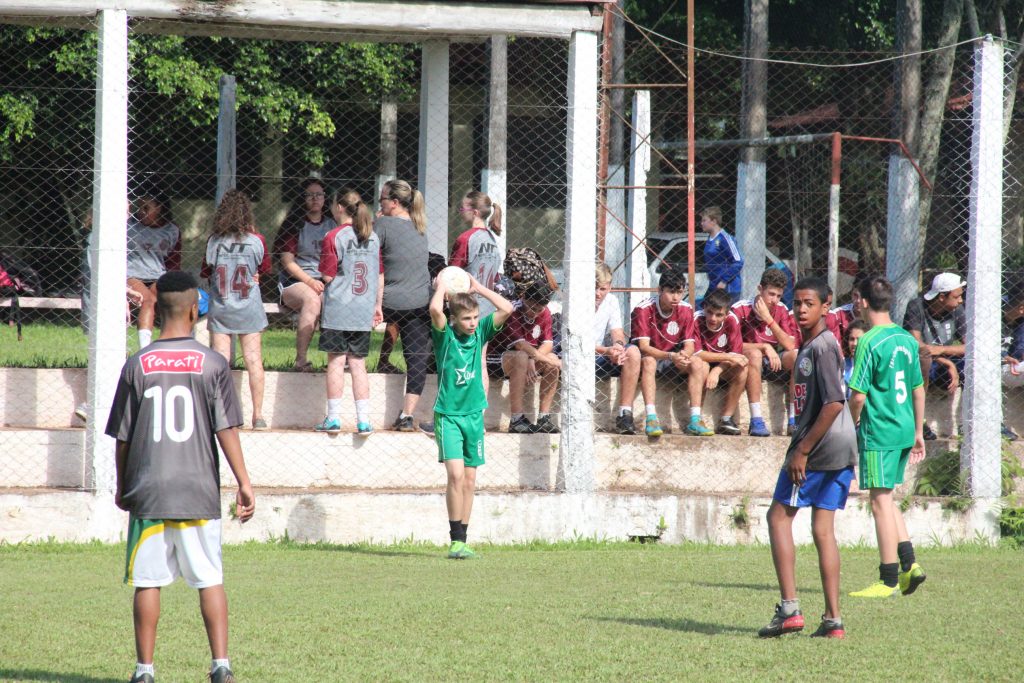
[772,466,854,510]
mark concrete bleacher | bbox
[0,365,970,436]
[3,366,1018,546]
[2,366,1001,494]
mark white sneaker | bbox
[74,403,88,422]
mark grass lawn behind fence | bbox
[0,541,1020,682]
[0,322,404,372]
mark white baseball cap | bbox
[923,272,966,300]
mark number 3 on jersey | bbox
[352,261,368,295]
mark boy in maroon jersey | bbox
[693,288,749,435]
[732,269,797,436]
[489,281,561,434]
[631,268,713,436]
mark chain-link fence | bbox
[0,6,1018,524]
[591,7,1017,505]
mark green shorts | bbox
[435,411,485,467]
[859,447,910,489]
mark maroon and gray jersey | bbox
[450,227,502,318]
[126,218,181,281]
[786,328,857,471]
[105,338,243,520]
[201,232,271,334]
[731,299,796,346]
[274,216,336,282]
[319,224,382,331]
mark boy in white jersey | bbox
[430,273,513,558]
[105,271,255,683]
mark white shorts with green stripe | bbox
[124,516,223,589]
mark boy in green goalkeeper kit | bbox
[429,273,513,559]
[848,276,927,598]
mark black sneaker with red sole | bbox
[758,604,805,638]
[810,617,846,639]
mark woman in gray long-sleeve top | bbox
[376,179,433,431]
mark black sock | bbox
[449,520,464,543]
[879,562,899,588]
[461,522,469,543]
[897,541,916,572]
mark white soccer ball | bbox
[439,266,471,294]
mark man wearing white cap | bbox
[902,272,966,440]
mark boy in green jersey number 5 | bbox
[429,272,514,559]
[848,276,927,598]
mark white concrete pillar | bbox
[417,40,450,255]
[963,36,1004,536]
[735,160,766,300]
[626,90,651,311]
[559,30,599,494]
[376,94,398,209]
[482,35,508,266]
[827,181,841,296]
[606,164,627,318]
[215,74,236,206]
[86,9,129,496]
[886,155,921,322]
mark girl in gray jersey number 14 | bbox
[201,190,271,430]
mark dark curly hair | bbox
[212,189,255,239]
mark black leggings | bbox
[383,306,432,396]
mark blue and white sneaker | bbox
[356,422,374,436]
[749,417,770,437]
[314,417,342,434]
[419,421,435,436]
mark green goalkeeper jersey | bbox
[432,313,501,416]
[848,323,924,451]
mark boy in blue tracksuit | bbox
[701,206,744,304]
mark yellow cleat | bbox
[899,563,926,595]
[849,580,898,598]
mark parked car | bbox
[643,232,794,306]
[546,232,861,309]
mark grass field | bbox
[0,541,1020,682]
[0,322,405,372]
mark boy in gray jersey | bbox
[759,277,857,640]
[105,271,255,683]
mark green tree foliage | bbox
[0,26,416,172]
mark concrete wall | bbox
[0,489,995,548]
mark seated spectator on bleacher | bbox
[843,318,869,393]
[693,288,749,436]
[732,268,797,437]
[489,281,560,435]
[631,268,712,437]
[902,272,966,440]
[273,178,336,372]
[825,271,868,343]
[594,262,642,435]
[126,190,181,349]
[1003,280,1024,388]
